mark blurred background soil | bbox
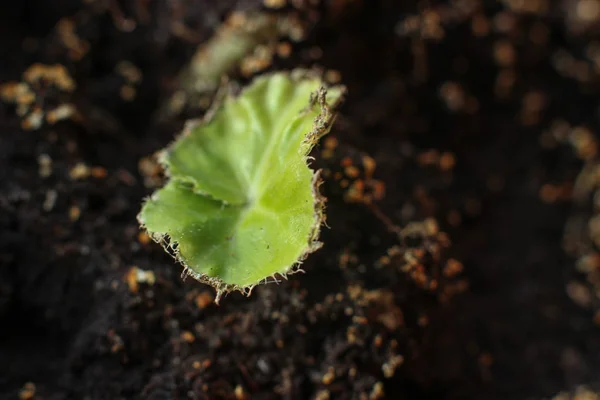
[2,0,600,399]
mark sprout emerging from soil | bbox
[139,70,345,302]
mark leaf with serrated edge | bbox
[138,70,345,301]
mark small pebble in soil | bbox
[125,266,156,293]
[43,190,57,212]
[68,205,81,222]
[37,154,52,178]
[69,163,91,180]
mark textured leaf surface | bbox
[139,71,344,295]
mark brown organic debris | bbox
[125,266,156,293]
[0,63,77,130]
[19,383,36,400]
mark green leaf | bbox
[139,70,345,300]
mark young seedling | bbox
[139,70,345,302]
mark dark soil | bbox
[2,1,600,399]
